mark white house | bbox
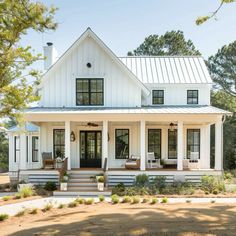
[7,28,230,189]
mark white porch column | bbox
[177,121,183,171]
[19,133,27,170]
[65,121,71,170]
[102,120,108,170]
[140,120,146,171]
[215,119,223,171]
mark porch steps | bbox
[28,173,59,186]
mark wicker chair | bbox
[42,152,55,169]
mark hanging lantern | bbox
[70,131,76,142]
[169,122,176,132]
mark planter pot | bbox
[97,182,104,191]
[60,182,68,191]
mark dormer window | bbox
[76,78,104,106]
[152,90,164,105]
[187,90,198,104]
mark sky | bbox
[21,0,236,71]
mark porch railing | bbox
[58,157,68,181]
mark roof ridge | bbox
[119,55,203,58]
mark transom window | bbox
[152,90,164,105]
[76,78,104,106]
[115,129,129,159]
[187,90,198,104]
[187,129,200,159]
[53,129,65,158]
[32,136,39,162]
[148,129,161,159]
[168,129,177,159]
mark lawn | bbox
[1,202,236,236]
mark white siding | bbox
[39,37,141,108]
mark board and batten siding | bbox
[39,37,141,108]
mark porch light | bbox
[70,131,76,142]
[169,122,176,131]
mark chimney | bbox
[43,42,57,70]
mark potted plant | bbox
[60,172,69,191]
[97,176,105,191]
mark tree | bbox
[0,0,57,119]
[196,0,236,25]
[128,30,200,56]
[208,41,236,97]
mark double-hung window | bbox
[187,90,198,104]
[187,129,200,159]
[32,136,39,162]
[148,129,161,159]
[53,129,65,158]
[76,78,104,105]
[152,90,164,105]
[115,129,129,159]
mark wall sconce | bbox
[169,122,177,132]
[70,131,76,142]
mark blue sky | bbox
[22,0,236,70]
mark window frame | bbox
[187,129,200,159]
[14,136,20,163]
[32,136,39,162]
[115,129,130,159]
[26,136,28,163]
[152,90,164,105]
[53,129,65,159]
[187,90,198,104]
[168,129,177,159]
[148,129,162,159]
[76,78,104,106]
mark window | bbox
[168,129,177,159]
[187,90,198,104]
[152,90,164,105]
[26,136,28,162]
[76,78,104,105]
[115,129,129,159]
[32,136,39,162]
[187,129,200,159]
[14,136,20,162]
[53,129,65,158]
[148,129,161,159]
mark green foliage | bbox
[84,198,94,205]
[201,175,225,193]
[152,176,167,192]
[135,174,149,187]
[151,198,158,204]
[75,198,85,204]
[128,31,200,56]
[121,196,132,203]
[186,199,192,203]
[43,203,53,211]
[14,193,22,199]
[68,201,77,208]
[44,182,57,191]
[131,196,140,204]
[0,133,8,170]
[98,195,105,202]
[142,198,149,203]
[29,208,38,214]
[0,214,9,221]
[161,197,168,203]
[15,209,26,217]
[97,176,105,183]
[111,194,119,204]
[19,185,35,198]
[58,204,65,209]
[112,183,126,196]
[2,195,10,201]
[0,0,57,119]
[224,172,233,183]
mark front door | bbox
[80,131,102,168]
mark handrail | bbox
[58,157,68,181]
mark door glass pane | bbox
[148,129,161,159]
[168,129,177,159]
[115,129,129,159]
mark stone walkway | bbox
[0,196,236,216]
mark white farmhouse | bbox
[7,28,230,193]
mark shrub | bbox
[43,203,53,211]
[122,196,132,203]
[135,174,149,187]
[112,183,125,196]
[58,204,65,209]
[111,194,119,204]
[224,172,233,183]
[68,201,77,208]
[124,187,139,196]
[0,214,9,221]
[76,198,85,204]
[14,193,22,199]
[84,198,94,205]
[132,196,140,204]
[186,199,192,203]
[15,209,26,217]
[161,197,168,203]
[142,198,149,203]
[211,200,216,204]
[151,198,158,204]
[201,175,225,194]
[97,176,105,183]
[19,185,35,198]
[44,182,57,191]
[213,190,219,195]
[29,208,38,214]
[99,195,105,202]
[2,196,10,201]
[152,176,166,193]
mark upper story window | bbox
[152,90,164,105]
[187,90,198,104]
[76,78,104,106]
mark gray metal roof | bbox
[26,105,230,115]
[8,122,39,132]
[119,56,212,84]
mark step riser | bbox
[68,183,97,187]
[53,191,111,197]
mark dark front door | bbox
[80,131,102,168]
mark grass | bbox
[132,196,140,204]
[19,186,35,198]
[58,204,66,209]
[151,198,158,204]
[15,209,26,217]
[14,193,22,199]
[161,197,168,203]
[121,196,132,203]
[0,214,9,221]
[84,198,94,205]
[75,198,85,204]
[68,201,77,208]
[111,194,119,204]
[29,208,38,214]
[2,196,10,201]
[43,203,53,211]
[99,195,105,202]
[142,198,149,203]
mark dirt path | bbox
[0,173,10,185]
[1,202,236,236]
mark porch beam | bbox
[102,120,108,170]
[177,121,183,171]
[215,119,223,170]
[140,120,146,171]
[65,121,71,170]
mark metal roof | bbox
[119,56,212,84]
[8,122,39,132]
[26,105,230,115]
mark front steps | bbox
[53,169,111,197]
